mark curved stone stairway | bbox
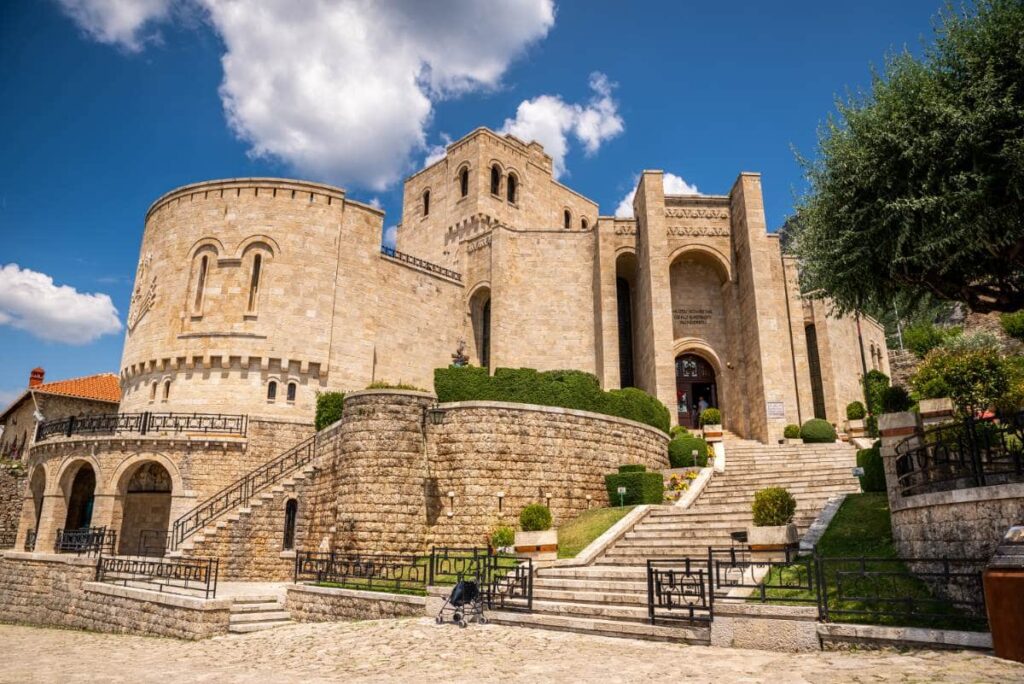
[488,439,860,642]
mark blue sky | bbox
[0,0,948,405]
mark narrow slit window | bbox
[287,382,297,402]
[490,166,500,195]
[150,382,157,402]
[247,253,262,313]
[581,218,588,231]
[283,499,298,550]
[163,380,171,401]
[193,255,209,313]
[563,210,571,230]
[267,381,277,402]
[459,167,469,197]
[507,174,517,204]
[422,190,430,216]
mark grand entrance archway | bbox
[63,464,96,531]
[117,461,173,556]
[675,353,717,428]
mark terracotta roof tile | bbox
[35,373,121,403]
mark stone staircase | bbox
[489,439,858,642]
[228,594,294,634]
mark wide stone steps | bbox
[532,577,647,594]
[532,588,648,605]
[228,596,293,634]
[486,610,710,645]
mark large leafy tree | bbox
[792,1,1024,314]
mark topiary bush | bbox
[434,366,670,433]
[783,424,801,439]
[490,525,515,548]
[856,441,886,493]
[699,408,721,426]
[605,467,664,506]
[845,401,866,420]
[800,418,837,443]
[751,487,797,527]
[881,385,914,413]
[519,504,553,532]
[668,435,709,468]
[315,391,345,431]
[670,425,689,438]
[863,370,890,416]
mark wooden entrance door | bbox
[675,353,717,428]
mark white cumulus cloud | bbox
[499,72,624,178]
[57,0,174,52]
[614,173,700,218]
[383,225,398,249]
[0,264,122,345]
[59,0,555,190]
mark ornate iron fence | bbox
[895,411,1024,497]
[54,527,117,556]
[710,545,820,607]
[35,411,247,442]
[294,551,428,593]
[96,555,219,599]
[646,556,714,625]
[380,246,462,282]
[170,433,316,550]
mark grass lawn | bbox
[558,506,635,558]
[759,493,987,631]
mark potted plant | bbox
[747,487,798,561]
[513,504,557,562]
[699,408,722,442]
[783,424,802,445]
[845,401,867,438]
[490,525,515,554]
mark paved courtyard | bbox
[2,619,1022,683]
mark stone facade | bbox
[286,584,424,622]
[112,127,883,445]
[0,466,25,545]
[0,552,230,639]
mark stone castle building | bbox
[120,126,886,442]
[11,127,887,567]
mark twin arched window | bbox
[287,382,297,402]
[581,218,589,231]
[507,174,518,204]
[563,210,572,230]
[267,380,277,402]
[267,380,297,403]
[163,380,171,401]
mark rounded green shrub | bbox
[845,401,866,420]
[604,470,664,506]
[856,441,886,493]
[699,408,721,426]
[783,424,801,439]
[800,418,837,443]
[670,425,689,438]
[668,435,709,468]
[751,487,797,527]
[881,385,913,413]
[1000,311,1024,342]
[315,391,345,431]
[490,525,515,548]
[519,504,552,532]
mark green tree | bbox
[911,334,1009,415]
[791,1,1024,314]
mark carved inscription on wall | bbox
[127,253,156,333]
[467,235,492,253]
[665,208,729,220]
[667,225,730,237]
[673,308,713,326]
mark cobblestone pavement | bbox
[2,619,1022,683]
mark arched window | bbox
[247,253,262,313]
[283,499,298,550]
[267,380,277,402]
[193,255,209,314]
[422,190,430,216]
[287,382,297,402]
[507,174,518,204]
[150,382,157,402]
[162,380,171,401]
[563,209,571,230]
[459,167,469,198]
[581,218,588,231]
[490,165,501,196]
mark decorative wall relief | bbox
[127,253,156,333]
[666,225,730,237]
[665,208,729,220]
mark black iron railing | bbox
[295,551,428,593]
[24,529,36,552]
[895,411,1024,497]
[380,246,462,282]
[96,555,219,599]
[170,434,317,549]
[136,529,170,557]
[647,556,714,625]
[55,527,117,556]
[710,545,820,607]
[35,411,247,442]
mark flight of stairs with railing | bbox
[488,438,860,642]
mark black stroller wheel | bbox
[459,620,467,628]
[453,612,462,622]
[435,616,443,624]
[478,616,488,625]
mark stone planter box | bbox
[514,530,557,562]
[846,418,867,439]
[784,438,803,445]
[703,424,723,442]
[748,523,798,561]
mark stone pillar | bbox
[33,493,65,553]
[918,398,955,429]
[594,221,620,389]
[878,411,920,512]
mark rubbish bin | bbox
[983,525,1024,663]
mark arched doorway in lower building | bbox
[116,461,173,556]
[63,464,96,531]
[675,353,717,429]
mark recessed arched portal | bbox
[675,353,717,428]
[615,252,638,388]
[116,461,173,556]
[470,286,492,369]
[63,464,96,531]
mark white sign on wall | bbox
[766,401,785,419]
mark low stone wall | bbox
[709,603,821,653]
[287,584,424,622]
[818,623,992,652]
[0,552,231,639]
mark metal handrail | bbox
[35,411,247,442]
[169,433,317,549]
[380,245,462,282]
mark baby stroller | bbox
[436,574,487,628]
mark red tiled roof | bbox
[34,373,121,403]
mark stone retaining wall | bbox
[286,584,424,622]
[0,465,25,543]
[0,552,230,639]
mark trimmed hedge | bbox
[668,436,709,468]
[434,366,671,433]
[315,392,345,431]
[783,424,801,439]
[519,504,552,531]
[670,425,689,438]
[857,440,886,493]
[699,408,721,426]
[881,385,914,413]
[845,401,866,420]
[863,370,890,416]
[617,464,647,473]
[800,418,837,443]
[752,487,797,526]
[605,467,664,506]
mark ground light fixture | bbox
[617,485,626,507]
[496,491,504,512]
